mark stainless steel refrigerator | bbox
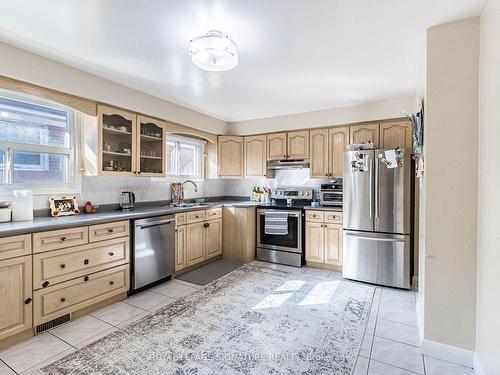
[343,149,411,289]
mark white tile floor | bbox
[0,262,476,375]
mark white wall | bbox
[226,97,417,135]
[422,17,479,353]
[475,1,500,373]
[0,41,226,134]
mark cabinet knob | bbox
[204,222,210,228]
[60,297,66,303]
[137,171,141,174]
[24,298,32,304]
[84,259,89,265]
[42,281,49,288]
[108,252,114,256]
[60,236,67,242]
[108,228,114,233]
[109,281,114,285]
[60,264,66,269]
[84,276,89,281]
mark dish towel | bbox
[264,212,289,235]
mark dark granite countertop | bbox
[303,205,343,212]
[0,199,261,237]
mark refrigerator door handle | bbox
[375,156,379,218]
[369,166,373,219]
[344,232,405,242]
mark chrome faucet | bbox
[181,180,198,202]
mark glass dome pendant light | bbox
[189,30,238,72]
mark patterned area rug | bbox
[42,265,374,375]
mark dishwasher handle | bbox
[137,219,174,229]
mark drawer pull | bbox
[42,281,49,288]
[24,298,32,304]
[109,252,114,256]
[109,281,114,285]
[60,297,66,303]
[84,276,89,281]
[204,222,210,228]
[108,229,114,233]
[60,236,67,242]
[195,215,199,218]
[84,259,89,265]
[60,264,66,269]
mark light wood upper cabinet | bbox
[310,129,329,178]
[324,224,342,266]
[244,135,267,177]
[267,132,287,160]
[98,105,137,176]
[350,123,379,148]
[205,219,222,259]
[218,136,244,178]
[380,120,413,150]
[137,115,166,176]
[186,222,205,266]
[175,225,187,272]
[305,222,324,263]
[0,255,32,340]
[287,130,309,159]
[329,126,349,178]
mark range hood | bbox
[267,159,310,170]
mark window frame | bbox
[0,90,82,195]
[164,135,206,180]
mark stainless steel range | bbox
[256,187,313,267]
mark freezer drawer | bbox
[342,230,410,289]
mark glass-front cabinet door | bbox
[98,105,137,176]
[137,115,165,176]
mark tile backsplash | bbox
[0,169,330,211]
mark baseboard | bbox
[473,353,485,375]
[421,339,474,368]
[411,275,419,290]
[415,299,424,345]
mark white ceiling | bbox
[0,0,486,122]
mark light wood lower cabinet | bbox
[205,219,222,259]
[34,265,129,325]
[0,255,32,340]
[33,226,88,253]
[186,222,205,266]
[305,210,343,268]
[175,225,187,272]
[222,207,256,263]
[0,234,31,261]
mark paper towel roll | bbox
[12,190,33,221]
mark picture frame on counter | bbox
[49,195,80,217]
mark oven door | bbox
[257,209,302,253]
[320,190,343,206]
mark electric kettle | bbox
[120,191,135,210]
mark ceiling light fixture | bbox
[189,30,238,72]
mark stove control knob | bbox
[299,192,303,196]
[305,192,309,196]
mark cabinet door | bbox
[350,123,379,148]
[137,115,166,176]
[380,120,412,150]
[324,224,343,266]
[310,129,329,178]
[218,136,244,178]
[267,132,287,160]
[175,225,187,271]
[0,255,32,340]
[186,223,205,266]
[287,130,309,159]
[329,126,349,178]
[98,105,137,176]
[244,135,267,178]
[205,219,222,259]
[305,222,324,263]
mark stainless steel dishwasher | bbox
[131,214,175,292]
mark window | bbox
[0,92,78,192]
[165,136,205,178]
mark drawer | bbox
[0,234,31,261]
[186,210,206,224]
[206,207,222,220]
[34,265,129,325]
[324,211,343,224]
[89,221,129,243]
[306,211,324,223]
[33,227,88,253]
[175,213,187,226]
[33,237,129,289]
